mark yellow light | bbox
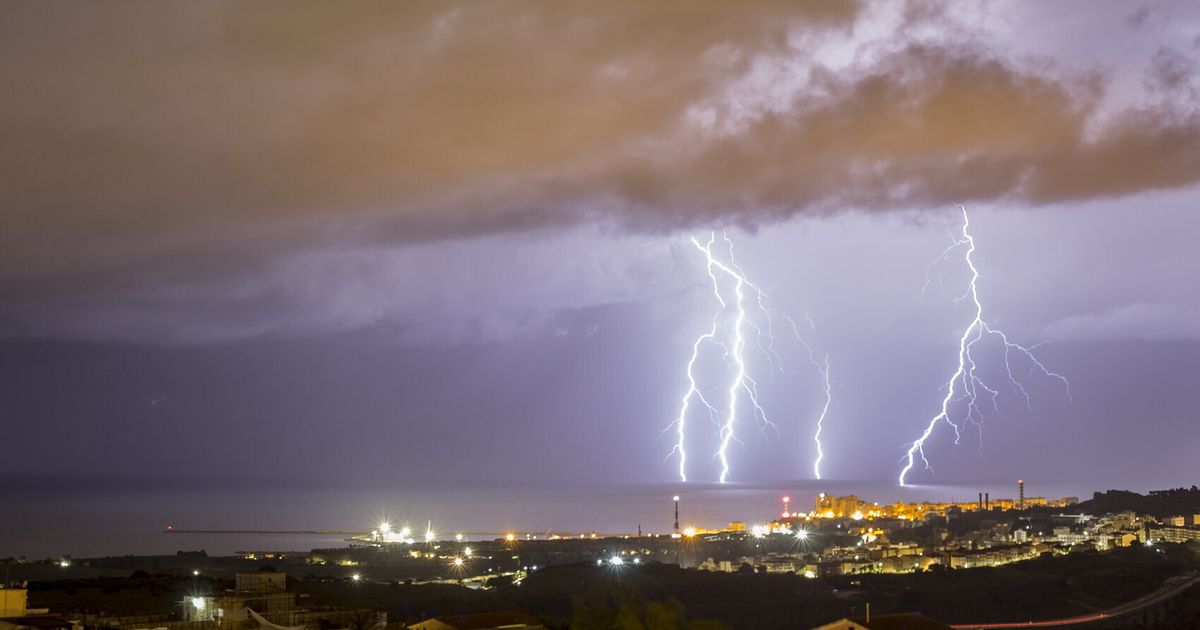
[505,533,516,542]
[682,527,697,537]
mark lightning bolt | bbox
[812,353,833,480]
[698,233,776,484]
[667,232,832,484]
[666,319,720,483]
[899,205,1070,486]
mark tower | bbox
[782,496,791,519]
[673,495,680,534]
[1018,480,1025,510]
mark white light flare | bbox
[899,205,1070,485]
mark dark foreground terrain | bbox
[17,544,1200,628]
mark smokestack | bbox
[1018,480,1025,510]
[985,492,990,510]
[978,492,983,510]
[673,496,680,534]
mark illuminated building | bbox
[181,572,383,629]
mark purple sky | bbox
[1,1,1199,488]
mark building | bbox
[811,612,953,630]
[1154,526,1200,543]
[0,590,32,618]
[409,611,545,630]
[0,587,80,630]
[814,494,868,519]
[181,572,383,630]
[0,615,79,630]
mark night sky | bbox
[2,2,1199,488]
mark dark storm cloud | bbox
[1,0,1198,342]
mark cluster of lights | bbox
[373,521,418,544]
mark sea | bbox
[0,477,1153,559]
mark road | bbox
[951,572,1200,628]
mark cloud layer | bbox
[1,1,1198,342]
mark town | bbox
[6,485,1200,628]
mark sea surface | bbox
[0,477,1152,559]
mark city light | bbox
[425,529,436,543]
[464,546,473,557]
[682,527,697,537]
[192,569,200,576]
[379,521,391,534]
[796,529,809,541]
[455,533,463,542]
[453,557,464,567]
[609,556,624,566]
[351,573,361,582]
[751,524,769,538]
[191,597,205,609]
[505,533,516,542]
